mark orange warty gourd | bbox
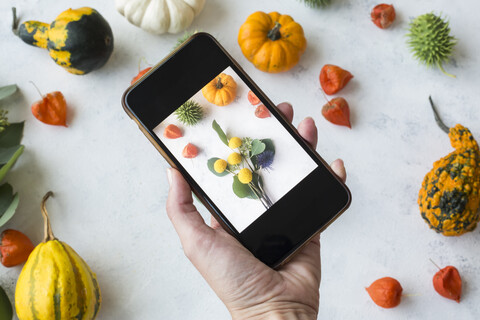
[238,11,307,73]
[201,73,237,106]
[418,97,480,236]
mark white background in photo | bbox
[154,67,317,232]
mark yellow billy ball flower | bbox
[238,168,253,184]
[228,137,242,149]
[228,152,242,165]
[214,159,227,173]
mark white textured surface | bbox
[0,0,479,319]
[155,66,317,232]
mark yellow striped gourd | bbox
[15,192,101,319]
[13,7,114,75]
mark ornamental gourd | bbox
[115,0,206,34]
[238,11,307,73]
[15,192,101,320]
[418,97,480,236]
[202,73,237,106]
[14,7,114,75]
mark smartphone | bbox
[121,33,351,268]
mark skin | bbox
[166,102,347,319]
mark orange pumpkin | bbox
[201,73,237,106]
[238,11,307,73]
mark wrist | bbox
[230,302,317,320]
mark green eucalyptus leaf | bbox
[232,175,256,198]
[251,139,266,157]
[0,122,24,147]
[0,183,19,227]
[212,120,228,146]
[0,145,24,182]
[261,139,275,154]
[207,157,229,177]
[0,85,17,100]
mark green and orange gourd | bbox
[15,192,101,319]
[13,7,113,75]
[418,97,480,236]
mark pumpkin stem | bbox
[41,191,56,242]
[216,77,224,89]
[267,22,282,41]
[429,96,450,134]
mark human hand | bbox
[166,102,347,320]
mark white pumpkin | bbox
[116,0,206,34]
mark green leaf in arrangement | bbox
[0,183,20,227]
[251,139,266,157]
[212,120,228,146]
[0,145,24,182]
[0,122,24,147]
[207,157,229,177]
[0,84,17,100]
[261,139,275,154]
[232,175,256,199]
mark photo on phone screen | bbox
[153,66,318,232]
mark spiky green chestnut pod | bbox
[175,100,204,126]
[301,0,331,8]
[406,13,457,78]
[174,30,198,50]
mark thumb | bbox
[165,168,213,257]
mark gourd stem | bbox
[267,22,282,41]
[41,191,56,242]
[437,61,456,78]
[12,7,19,35]
[29,81,43,98]
[215,77,223,89]
[429,96,450,134]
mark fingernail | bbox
[167,168,173,186]
[305,116,315,123]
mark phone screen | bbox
[153,66,318,232]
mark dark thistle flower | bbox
[256,150,274,170]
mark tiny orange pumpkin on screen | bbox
[202,73,237,106]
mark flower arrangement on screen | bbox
[207,120,274,209]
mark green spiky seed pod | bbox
[174,30,199,50]
[406,13,457,78]
[175,100,204,126]
[301,0,332,8]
